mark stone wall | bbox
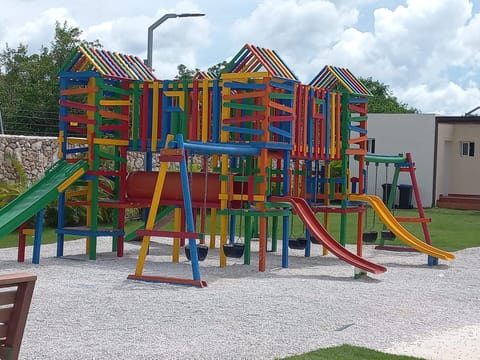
[0,135,58,182]
[0,135,196,183]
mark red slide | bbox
[277,197,386,274]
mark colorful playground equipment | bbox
[0,44,455,286]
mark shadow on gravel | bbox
[381,262,450,270]
[269,272,382,283]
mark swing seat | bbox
[288,237,307,250]
[362,231,378,243]
[184,244,209,261]
[381,230,396,240]
[223,243,245,258]
[310,236,321,245]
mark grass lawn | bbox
[317,207,480,252]
[278,344,425,360]
[0,221,144,249]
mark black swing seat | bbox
[185,244,209,261]
[288,237,307,250]
[381,229,396,240]
[223,243,245,258]
[310,236,322,245]
[362,230,378,243]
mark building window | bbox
[367,138,376,153]
[460,141,475,157]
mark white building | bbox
[364,113,480,209]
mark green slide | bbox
[0,160,88,239]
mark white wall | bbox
[360,113,436,207]
[436,124,454,197]
[436,123,480,195]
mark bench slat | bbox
[0,323,7,339]
[0,307,13,323]
[0,290,16,306]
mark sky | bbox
[1,0,480,115]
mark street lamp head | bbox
[177,13,205,18]
[146,12,206,68]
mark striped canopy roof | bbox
[309,65,371,96]
[225,44,298,81]
[193,70,217,80]
[60,46,157,81]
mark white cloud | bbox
[372,0,472,84]
[0,1,211,79]
[2,8,76,52]
[1,0,480,114]
[401,81,480,114]
[225,0,480,114]
[83,3,210,79]
[231,0,358,66]
[366,0,480,114]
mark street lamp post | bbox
[146,12,205,69]
[141,12,205,176]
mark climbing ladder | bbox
[128,134,207,287]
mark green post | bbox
[131,82,141,150]
[244,215,252,265]
[271,216,278,252]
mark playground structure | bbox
[0,44,455,287]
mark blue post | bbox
[282,214,289,268]
[282,151,290,196]
[33,209,45,264]
[177,134,202,281]
[56,192,65,257]
[229,215,236,244]
[428,255,439,266]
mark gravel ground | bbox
[2,237,479,360]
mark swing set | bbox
[362,161,396,242]
[362,153,432,250]
[222,157,247,258]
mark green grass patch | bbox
[1,208,479,252]
[280,207,479,252]
[278,344,425,360]
[347,207,480,252]
[0,221,144,249]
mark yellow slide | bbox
[349,194,455,261]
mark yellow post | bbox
[172,208,181,262]
[134,135,173,275]
[330,93,336,158]
[209,208,217,248]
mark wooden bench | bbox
[0,273,37,360]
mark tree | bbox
[174,64,197,81]
[0,21,101,136]
[207,60,228,78]
[359,77,418,113]
[174,61,228,80]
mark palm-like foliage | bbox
[0,153,28,208]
